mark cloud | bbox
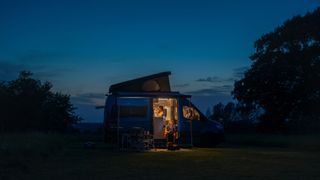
[196,76,235,83]
[77,92,106,99]
[196,66,250,85]
[186,85,233,96]
[71,92,106,106]
[173,83,190,88]
[233,66,249,79]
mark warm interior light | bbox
[152,98,178,140]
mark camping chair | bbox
[128,127,145,152]
[143,131,155,150]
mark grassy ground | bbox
[1,133,320,180]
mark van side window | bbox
[120,106,147,117]
[111,105,148,118]
[183,106,200,120]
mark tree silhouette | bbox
[211,103,225,122]
[208,102,256,133]
[0,71,81,132]
[233,8,320,132]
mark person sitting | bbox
[165,120,177,150]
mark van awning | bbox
[109,91,191,98]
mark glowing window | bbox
[183,106,200,120]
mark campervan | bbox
[103,72,224,147]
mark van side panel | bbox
[177,98,192,146]
[116,97,151,130]
[179,98,225,147]
[104,95,152,130]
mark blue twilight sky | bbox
[0,0,319,122]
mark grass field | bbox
[1,133,320,180]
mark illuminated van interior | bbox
[152,98,178,139]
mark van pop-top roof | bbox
[109,71,172,93]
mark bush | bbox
[0,71,81,133]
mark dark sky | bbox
[1,0,319,122]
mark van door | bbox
[178,98,195,147]
[152,98,178,141]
